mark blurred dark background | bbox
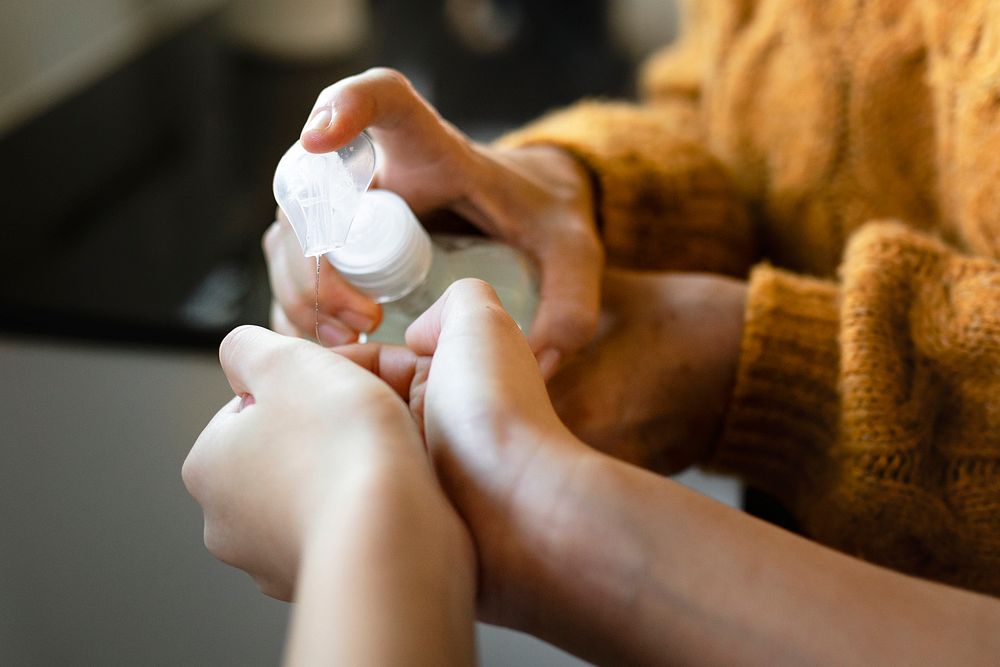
[0,0,676,350]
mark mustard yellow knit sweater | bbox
[503,0,1000,595]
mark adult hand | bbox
[264,67,602,377]
[332,278,592,631]
[181,325,469,602]
[338,279,1000,667]
[548,269,747,475]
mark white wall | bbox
[0,339,287,664]
[0,0,221,136]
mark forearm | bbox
[520,446,1000,666]
[284,465,476,667]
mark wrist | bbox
[295,424,430,543]
[304,458,475,583]
[463,142,597,233]
[494,444,647,661]
[700,277,747,461]
[474,423,595,629]
[291,456,477,666]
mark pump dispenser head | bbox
[326,190,433,303]
[273,132,376,257]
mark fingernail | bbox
[338,309,378,333]
[303,106,334,135]
[317,319,355,347]
[537,348,562,379]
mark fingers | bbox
[218,325,299,397]
[526,229,604,378]
[219,325,353,398]
[405,278,557,440]
[300,67,456,156]
[263,218,381,346]
[406,278,541,383]
[298,68,474,215]
[405,279,505,355]
[330,343,421,402]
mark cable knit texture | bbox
[503,0,1000,594]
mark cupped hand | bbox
[264,67,602,377]
[181,325,454,601]
[548,269,747,475]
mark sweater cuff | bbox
[498,101,754,276]
[709,264,841,510]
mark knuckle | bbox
[220,324,263,366]
[368,66,412,92]
[453,277,500,303]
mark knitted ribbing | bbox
[504,0,1000,594]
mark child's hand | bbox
[182,325,453,601]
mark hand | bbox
[264,67,603,377]
[333,278,591,630]
[548,269,747,475]
[181,325,465,601]
[337,281,1000,667]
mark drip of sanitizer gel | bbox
[273,133,538,344]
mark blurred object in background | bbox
[0,0,220,136]
[223,0,372,61]
[376,0,632,135]
[609,0,680,60]
[444,0,523,54]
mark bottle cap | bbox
[272,133,376,257]
[326,190,432,303]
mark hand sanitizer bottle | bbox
[327,189,537,343]
[273,135,538,344]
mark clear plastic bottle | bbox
[326,190,538,344]
[274,135,538,344]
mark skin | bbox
[548,269,748,475]
[182,326,475,666]
[187,279,1000,665]
[264,67,602,378]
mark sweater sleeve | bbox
[711,222,1000,594]
[497,103,754,276]
[496,1,755,277]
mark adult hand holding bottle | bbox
[263,67,602,377]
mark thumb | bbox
[405,279,547,402]
[298,68,471,214]
[405,278,527,358]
